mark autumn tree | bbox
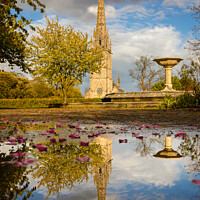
[186,4,200,59]
[31,142,104,198]
[0,71,32,98]
[0,0,45,71]
[129,56,164,91]
[26,17,103,103]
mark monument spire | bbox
[117,73,120,88]
[94,0,109,49]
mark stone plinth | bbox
[102,91,191,102]
[153,57,183,91]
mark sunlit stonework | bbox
[85,0,124,98]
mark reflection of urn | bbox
[153,57,183,91]
[154,137,183,159]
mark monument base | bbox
[102,91,193,102]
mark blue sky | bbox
[2,0,198,93]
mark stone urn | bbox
[153,57,183,91]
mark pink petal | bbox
[69,134,80,138]
[12,153,20,157]
[119,139,128,143]
[48,129,56,134]
[1,127,6,129]
[14,161,26,166]
[88,134,94,137]
[9,139,16,143]
[153,125,159,127]
[38,146,47,152]
[59,138,67,142]
[192,179,200,185]
[77,156,90,162]
[175,133,187,137]
[190,124,197,127]
[136,136,144,139]
[41,132,49,135]
[152,132,159,135]
[80,141,89,146]
[23,159,35,164]
[50,138,56,143]
[18,139,26,143]
[93,133,101,137]
[109,131,115,133]
[95,126,103,128]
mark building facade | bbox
[85,0,123,98]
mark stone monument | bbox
[153,57,183,91]
[85,0,124,98]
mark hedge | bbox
[0,98,102,108]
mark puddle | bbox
[0,120,199,200]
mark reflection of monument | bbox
[92,136,112,200]
[154,136,183,159]
[153,57,183,91]
[85,0,124,98]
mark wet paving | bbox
[0,116,199,200]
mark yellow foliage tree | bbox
[26,16,103,103]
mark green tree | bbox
[151,76,183,91]
[129,56,164,91]
[0,0,45,71]
[26,17,103,103]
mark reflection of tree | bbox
[178,136,200,173]
[0,145,35,200]
[30,142,105,199]
[136,138,163,157]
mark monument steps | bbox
[54,101,161,109]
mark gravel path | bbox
[0,108,199,125]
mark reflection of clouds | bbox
[0,143,23,155]
[111,143,182,187]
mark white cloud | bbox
[162,0,198,8]
[106,5,116,18]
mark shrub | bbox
[0,98,102,109]
[159,92,200,109]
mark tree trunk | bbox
[62,88,67,104]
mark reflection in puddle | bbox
[154,136,183,159]
[0,120,199,200]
